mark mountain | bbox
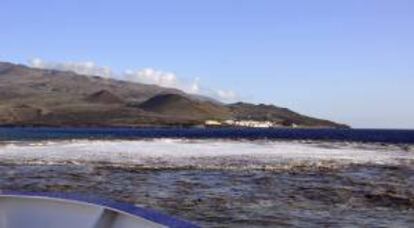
[85,90,125,104]
[0,61,348,128]
[139,94,231,119]
[227,102,348,128]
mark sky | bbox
[0,0,413,129]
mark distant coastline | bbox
[0,61,348,129]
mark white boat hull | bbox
[0,193,196,228]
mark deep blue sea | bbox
[0,127,413,143]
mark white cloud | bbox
[190,77,200,94]
[28,58,238,102]
[215,90,238,101]
[29,58,113,78]
[123,68,203,95]
[125,68,177,88]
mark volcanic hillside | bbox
[0,61,348,128]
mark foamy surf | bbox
[0,139,412,170]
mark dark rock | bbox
[85,90,124,104]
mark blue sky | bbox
[0,0,413,128]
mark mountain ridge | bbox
[0,61,349,128]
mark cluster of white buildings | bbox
[205,119,279,128]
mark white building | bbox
[234,120,273,128]
[205,120,222,126]
[206,119,278,128]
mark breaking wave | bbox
[0,139,413,170]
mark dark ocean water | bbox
[0,127,413,227]
[0,127,413,143]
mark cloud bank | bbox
[124,68,201,94]
[29,58,113,78]
[28,58,238,102]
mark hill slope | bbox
[139,94,231,119]
[85,90,125,104]
[0,61,348,128]
[227,102,348,128]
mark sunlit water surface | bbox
[0,138,413,227]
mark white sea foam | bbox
[0,139,412,170]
